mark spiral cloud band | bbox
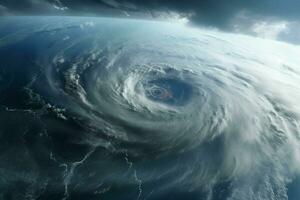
[0,16,300,199]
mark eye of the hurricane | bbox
[142,78,192,106]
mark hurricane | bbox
[0,16,300,200]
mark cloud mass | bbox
[0,0,300,44]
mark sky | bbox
[0,0,300,45]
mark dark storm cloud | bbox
[0,0,300,31]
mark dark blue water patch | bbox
[287,176,300,200]
[143,78,192,106]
